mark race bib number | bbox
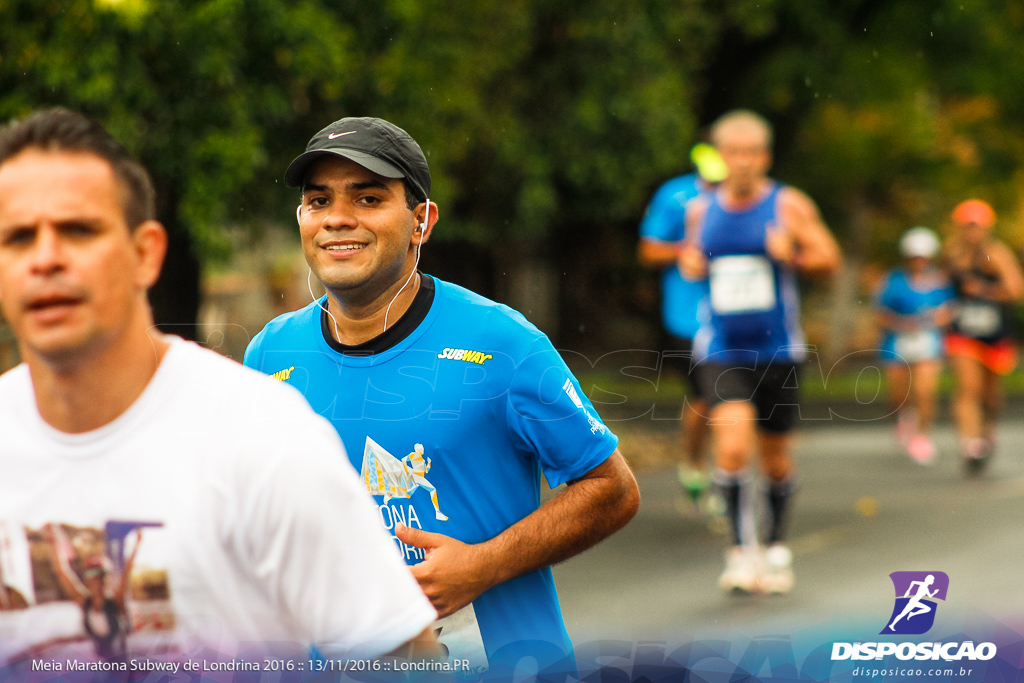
[433,603,489,676]
[894,330,941,362]
[958,302,1001,337]
[709,255,777,314]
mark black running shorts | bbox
[696,361,800,433]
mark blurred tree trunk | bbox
[827,194,870,364]
[493,237,560,338]
[509,260,559,338]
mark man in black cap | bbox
[244,117,640,676]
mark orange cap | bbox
[951,199,996,228]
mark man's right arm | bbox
[242,400,437,657]
[240,330,435,657]
[638,238,682,269]
[637,181,688,269]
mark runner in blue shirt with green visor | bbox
[638,143,727,508]
[244,117,639,680]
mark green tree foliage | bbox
[709,0,1024,259]
[331,0,711,247]
[0,0,353,256]
[0,0,361,331]
[1,0,1023,340]
[0,0,711,249]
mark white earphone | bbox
[300,196,430,337]
[383,198,429,332]
[415,200,429,232]
[309,268,340,342]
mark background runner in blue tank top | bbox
[244,116,639,678]
[637,144,726,508]
[875,227,955,464]
[679,110,841,596]
[693,181,805,364]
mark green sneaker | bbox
[678,466,710,506]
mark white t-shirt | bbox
[0,338,435,665]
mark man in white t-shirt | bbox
[0,108,437,668]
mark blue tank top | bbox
[694,183,806,364]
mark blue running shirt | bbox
[243,277,618,672]
[693,183,806,364]
[875,267,955,363]
[639,173,710,339]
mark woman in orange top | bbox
[943,200,1024,473]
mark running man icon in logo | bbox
[361,437,448,521]
[882,571,949,635]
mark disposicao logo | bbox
[830,571,997,663]
[882,571,948,635]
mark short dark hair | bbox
[401,178,422,210]
[0,108,156,230]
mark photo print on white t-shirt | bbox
[0,519,175,664]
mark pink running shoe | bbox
[896,410,916,447]
[907,435,935,465]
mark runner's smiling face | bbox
[299,156,418,300]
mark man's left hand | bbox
[395,524,495,618]
[765,224,796,265]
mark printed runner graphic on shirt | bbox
[361,437,448,521]
[359,437,488,676]
[0,520,173,664]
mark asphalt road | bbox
[551,418,1024,645]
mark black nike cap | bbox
[284,117,430,201]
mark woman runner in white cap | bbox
[875,227,955,464]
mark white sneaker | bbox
[718,546,761,593]
[759,544,794,594]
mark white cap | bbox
[899,227,940,259]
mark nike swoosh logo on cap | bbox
[328,131,357,139]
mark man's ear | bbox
[413,201,438,245]
[132,220,168,290]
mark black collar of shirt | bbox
[320,273,435,356]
